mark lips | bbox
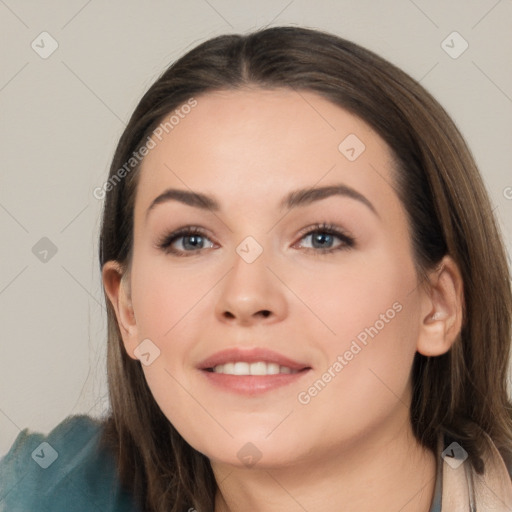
[197,347,311,372]
[197,347,312,395]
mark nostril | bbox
[221,310,272,320]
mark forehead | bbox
[134,88,398,218]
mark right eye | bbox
[155,226,216,256]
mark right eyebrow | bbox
[146,188,220,220]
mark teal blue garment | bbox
[0,415,140,512]
[0,414,445,511]
[0,414,444,511]
[6,414,511,511]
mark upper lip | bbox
[198,347,311,371]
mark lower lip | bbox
[200,369,311,395]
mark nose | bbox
[214,247,288,327]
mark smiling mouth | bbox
[205,361,310,376]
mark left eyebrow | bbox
[281,184,379,218]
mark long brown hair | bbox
[98,26,512,511]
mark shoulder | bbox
[500,446,512,480]
[475,434,512,508]
[0,415,140,512]
[438,430,512,510]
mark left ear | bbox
[416,255,464,357]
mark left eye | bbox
[295,224,355,253]
[299,231,342,250]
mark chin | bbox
[189,432,308,470]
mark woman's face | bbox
[117,88,429,467]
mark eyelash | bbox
[155,222,356,257]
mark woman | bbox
[1,26,511,512]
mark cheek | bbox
[294,297,420,447]
[288,242,418,349]
[130,254,221,339]
[299,246,420,400]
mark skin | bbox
[103,88,464,511]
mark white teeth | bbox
[233,362,250,375]
[212,361,299,375]
[267,363,280,375]
[223,362,234,374]
[250,362,267,375]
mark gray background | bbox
[1,0,511,455]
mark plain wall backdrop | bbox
[1,0,511,455]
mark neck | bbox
[212,419,437,512]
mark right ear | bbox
[102,260,139,360]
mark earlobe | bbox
[416,256,464,357]
[102,261,139,359]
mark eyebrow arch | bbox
[145,184,378,220]
[281,184,378,217]
[146,188,220,219]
